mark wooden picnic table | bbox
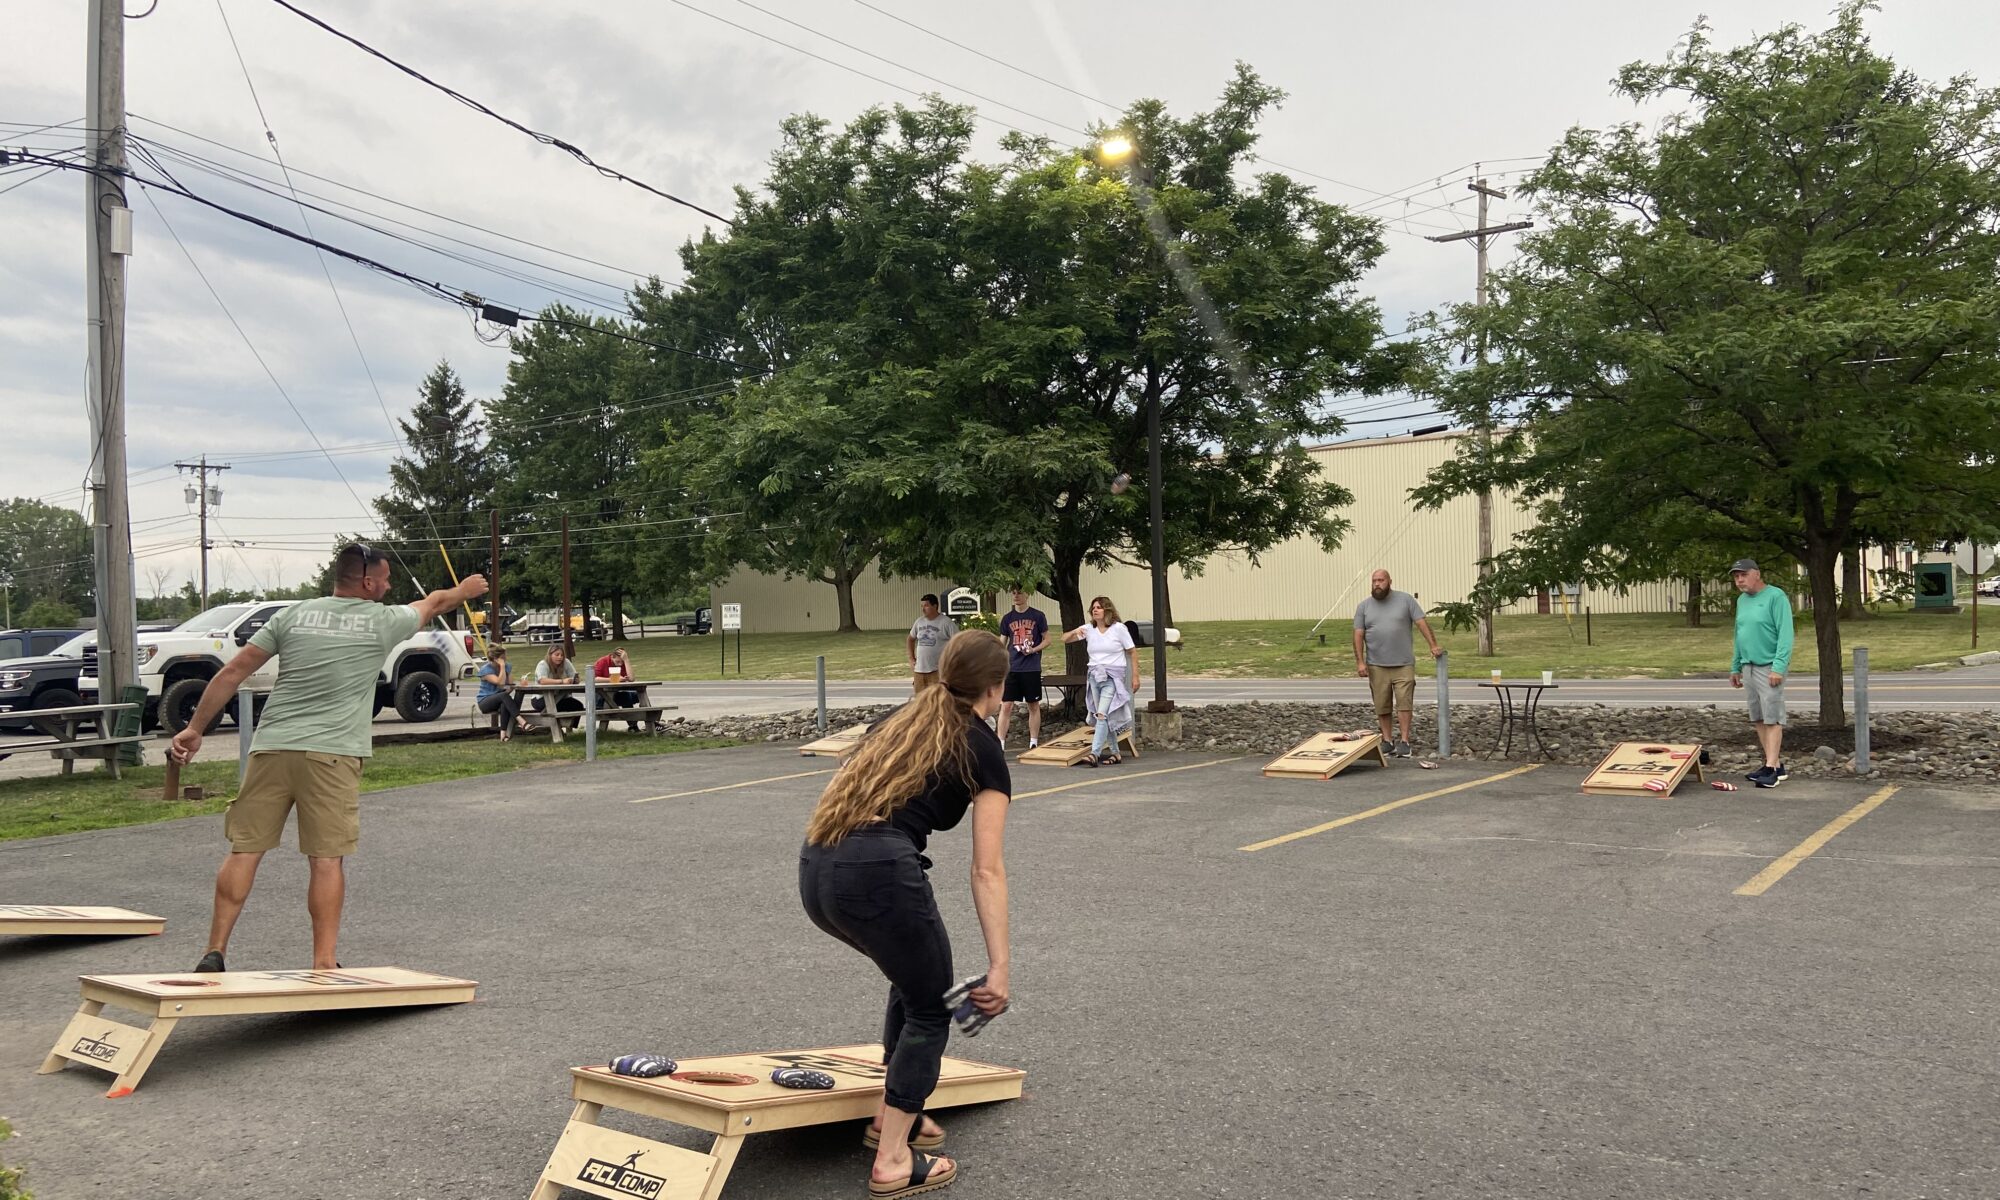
[0,701,146,777]
[506,678,677,743]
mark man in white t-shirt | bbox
[907,594,959,693]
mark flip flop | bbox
[862,1118,945,1150]
[868,1152,956,1198]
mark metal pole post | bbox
[236,684,254,783]
[488,509,500,646]
[86,0,138,715]
[1852,646,1870,775]
[583,669,597,763]
[560,515,573,661]
[1148,387,1171,710]
[1435,650,1451,758]
[816,655,827,733]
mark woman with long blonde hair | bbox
[1060,595,1137,766]
[800,631,1013,1198]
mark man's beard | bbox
[1371,586,1390,600]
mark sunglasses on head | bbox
[345,543,390,566]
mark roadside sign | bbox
[720,604,742,631]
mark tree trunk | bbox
[830,557,860,633]
[611,592,625,641]
[1051,545,1088,675]
[1803,541,1846,728]
[1685,575,1702,628]
[1839,541,1866,619]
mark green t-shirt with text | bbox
[248,597,422,758]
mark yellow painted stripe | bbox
[1239,764,1541,853]
[1015,757,1244,800]
[1733,784,1900,896]
[631,769,833,804]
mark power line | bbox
[263,0,736,227]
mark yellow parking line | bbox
[1016,758,1244,800]
[1733,784,1900,897]
[631,769,833,804]
[1240,764,1541,853]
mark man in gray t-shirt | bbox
[906,593,959,693]
[1352,569,1443,757]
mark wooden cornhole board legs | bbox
[0,905,166,937]
[529,1044,1025,1200]
[798,722,871,758]
[1017,721,1137,766]
[1262,733,1390,779]
[37,966,476,1096]
[1581,741,1705,796]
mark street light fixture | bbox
[1095,133,1173,714]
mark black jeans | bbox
[799,826,953,1114]
[476,690,521,727]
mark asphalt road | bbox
[4,746,1996,1198]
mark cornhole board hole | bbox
[38,966,476,1096]
[798,722,869,758]
[0,905,165,937]
[1581,741,1705,796]
[529,1043,1025,1200]
[1263,733,1390,779]
[1017,721,1137,766]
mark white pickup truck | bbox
[81,600,476,734]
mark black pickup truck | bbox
[0,626,173,730]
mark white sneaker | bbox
[1027,738,1038,750]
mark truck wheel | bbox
[393,671,448,722]
[160,676,225,736]
[28,687,84,737]
[372,687,387,718]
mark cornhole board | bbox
[37,966,476,1096]
[1262,733,1391,779]
[1017,721,1137,766]
[798,722,869,758]
[0,905,165,937]
[529,1043,1025,1200]
[1581,741,1705,796]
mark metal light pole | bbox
[1099,135,1174,712]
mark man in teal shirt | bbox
[1728,558,1794,788]
[170,544,487,971]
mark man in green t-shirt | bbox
[1728,558,1795,788]
[168,544,487,971]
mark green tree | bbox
[643,99,989,631]
[0,499,94,617]
[1412,5,2000,726]
[908,66,1410,660]
[21,597,80,628]
[372,360,495,611]
[486,308,667,635]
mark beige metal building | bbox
[713,430,1683,632]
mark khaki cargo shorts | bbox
[1367,663,1418,716]
[225,750,364,858]
[912,671,939,693]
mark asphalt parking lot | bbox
[3,744,1996,1199]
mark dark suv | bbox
[0,626,175,730]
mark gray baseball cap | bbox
[1728,558,1759,574]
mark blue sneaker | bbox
[1772,762,1789,782]
[1754,768,1783,789]
[1745,765,1774,785]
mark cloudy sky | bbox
[5,0,1994,595]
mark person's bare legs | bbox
[206,851,266,956]
[1027,699,1041,744]
[995,702,1011,744]
[870,1107,950,1186]
[1377,712,1394,741]
[306,856,345,969]
[1755,722,1783,768]
[1397,708,1415,745]
[869,1099,944,1142]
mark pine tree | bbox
[373,360,495,607]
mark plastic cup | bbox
[1490,669,1502,682]
[1541,670,1553,685]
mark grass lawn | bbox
[591,607,1990,681]
[0,733,734,843]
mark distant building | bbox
[711,430,1687,633]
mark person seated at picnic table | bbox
[592,646,642,729]
[526,647,585,718]
[475,645,531,741]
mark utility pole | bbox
[560,514,574,661]
[175,456,230,608]
[488,509,501,646]
[85,0,138,705]
[1428,177,1531,657]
